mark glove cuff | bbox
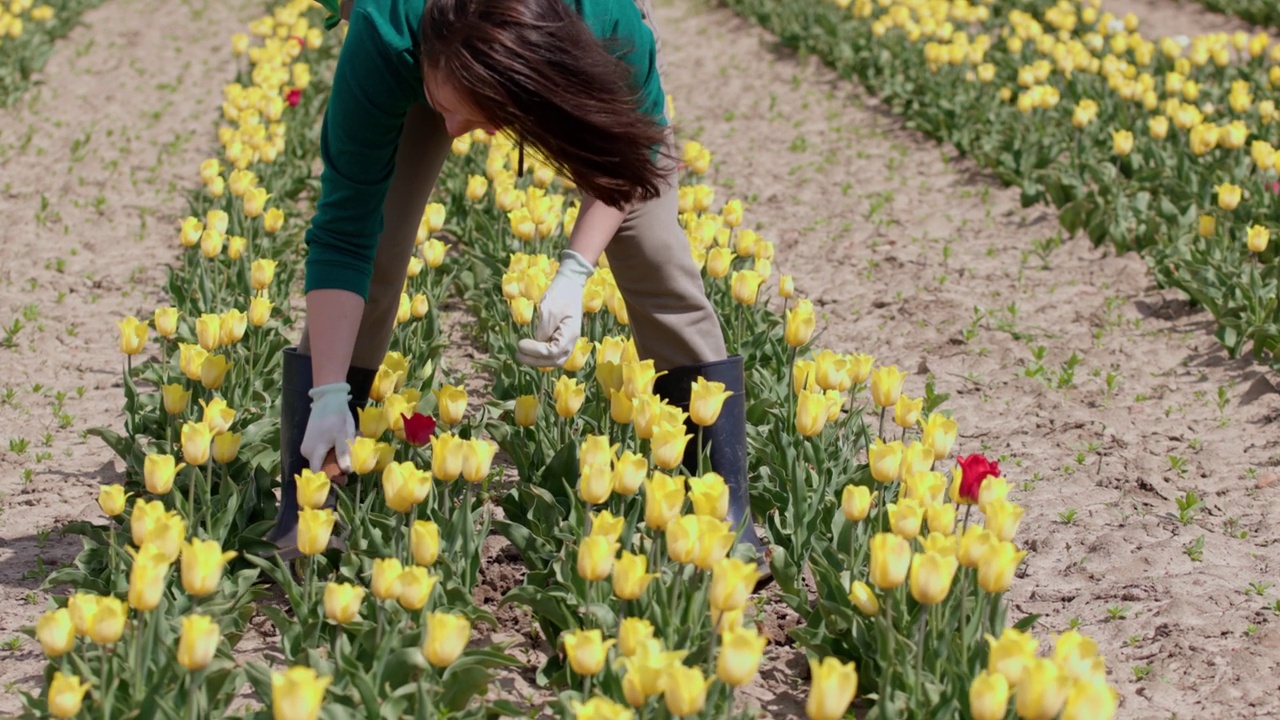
[558,249,595,282]
[309,382,352,408]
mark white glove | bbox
[516,249,594,367]
[300,382,354,473]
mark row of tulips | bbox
[22,1,1117,719]
[722,0,1280,369]
[1191,0,1280,29]
[0,0,99,105]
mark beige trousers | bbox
[302,0,726,372]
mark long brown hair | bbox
[420,0,670,208]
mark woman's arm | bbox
[567,194,627,264]
[306,289,365,386]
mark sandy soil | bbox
[0,0,262,712]
[1,0,1278,717]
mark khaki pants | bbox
[302,0,726,372]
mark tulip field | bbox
[3,0,1280,718]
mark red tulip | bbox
[402,413,437,446]
[956,454,1000,503]
[286,88,302,107]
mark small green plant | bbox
[1168,455,1189,476]
[1058,508,1078,524]
[1067,617,1082,630]
[1245,582,1272,597]
[0,637,21,652]
[1024,345,1048,379]
[1175,490,1202,525]
[1,318,23,349]
[1126,634,1141,647]
[1184,535,1206,562]
[1105,605,1130,622]
[7,437,29,455]
[1131,665,1152,681]
[1245,624,1260,637]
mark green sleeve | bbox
[611,1,668,126]
[304,7,416,300]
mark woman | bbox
[268,0,769,579]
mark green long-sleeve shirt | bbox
[304,0,666,299]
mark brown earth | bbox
[2,0,1278,718]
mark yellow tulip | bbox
[127,543,171,611]
[219,309,247,345]
[978,475,1010,511]
[464,174,488,202]
[847,581,879,616]
[430,433,463,482]
[841,484,872,521]
[1015,658,1069,720]
[263,207,285,234]
[888,498,924,540]
[692,517,737,571]
[67,593,99,638]
[248,295,273,327]
[909,551,959,605]
[36,608,75,657]
[730,270,763,305]
[225,234,244,258]
[181,538,237,597]
[785,299,816,348]
[901,441,934,479]
[969,670,1010,720]
[577,534,619,582]
[562,628,615,676]
[795,389,828,437]
[689,472,728,520]
[383,460,430,513]
[983,499,1025,542]
[117,316,149,355]
[978,540,1027,594]
[894,394,924,429]
[513,394,539,427]
[618,617,654,657]
[199,354,232,390]
[846,353,874,385]
[98,484,127,517]
[869,532,911,590]
[195,314,221,352]
[1071,99,1098,128]
[242,187,270,219]
[297,508,336,556]
[1054,630,1103,682]
[620,360,659,399]
[1111,129,1134,156]
[613,551,657,600]
[370,558,404,601]
[709,557,761,612]
[630,392,662,439]
[643,472,685,531]
[805,657,858,720]
[664,664,711,717]
[869,365,908,408]
[1217,182,1243,211]
[290,468,330,511]
[920,412,957,459]
[395,566,439,611]
[424,612,472,667]
[578,434,616,474]
[611,451,647,495]
[162,383,191,416]
[129,498,165,547]
[689,377,733,427]
[271,666,330,720]
[461,439,497,483]
[778,274,795,298]
[1248,225,1270,254]
[411,520,440,566]
[324,582,365,624]
[578,462,614,505]
[212,431,241,463]
[154,306,179,338]
[89,597,126,645]
[47,672,91,719]
[571,697,636,719]
[926,503,957,535]
[958,525,997,569]
[705,246,733,278]
[651,421,693,471]
[433,384,467,425]
[665,515,700,565]
[868,439,904,483]
[145,510,186,563]
[1148,115,1169,139]
[811,350,847,392]
[560,337,593,373]
[1061,678,1118,720]
[554,376,586,418]
[177,614,220,671]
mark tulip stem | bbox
[187,669,199,720]
[187,465,199,537]
[100,646,113,720]
[914,612,927,697]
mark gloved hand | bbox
[300,382,354,472]
[516,249,594,367]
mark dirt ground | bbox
[1,0,1278,717]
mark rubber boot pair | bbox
[652,354,772,591]
[264,347,377,560]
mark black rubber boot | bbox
[264,347,377,558]
[652,355,772,589]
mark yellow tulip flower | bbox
[920,412,957,459]
[89,597,126,645]
[576,534,619,582]
[893,394,923,429]
[370,558,404,601]
[901,441,934,479]
[394,566,439,611]
[67,593,99,638]
[219,309,247,345]
[785,299,816,348]
[1248,225,1270,254]
[693,516,737,571]
[47,672,91,719]
[664,664,711,717]
[805,656,858,720]
[297,508,336,556]
[554,376,586,418]
[145,511,186,564]
[154,306,179,338]
[1060,677,1119,720]
[868,439,904,483]
[611,450,647,495]
[98,484,127,517]
[423,612,472,667]
[430,433,463,482]
[869,532,911,590]
[618,618,655,657]
[411,520,440,567]
[117,316,148,355]
[1217,182,1243,211]
[199,354,232,390]
[983,499,1025,542]
[162,383,191,415]
[888,498,924,540]
[709,557,761,612]
[909,551,959,605]
[969,670,1011,720]
[689,377,733,427]
[926,503,957,535]
[36,608,75,658]
[212,432,242,463]
[778,274,795,298]
[578,462,614,505]
[513,394,539,427]
[180,538,237,597]
[651,421,693,471]
[1015,658,1069,720]
[869,365,908,408]
[643,472,685,531]
[665,515,700,565]
[323,582,365,625]
[730,269,763,305]
[270,666,330,720]
[613,551,657,600]
[795,389,828,437]
[847,580,879,616]
[178,614,220,671]
[248,295,273,327]
[433,384,467,425]
[689,472,728,519]
[630,392,662,439]
[383,461,430,513]
[562,628,615,676]
[461,438,497,483]
[978,539,1027,594]
[841,484,872,521]
[127,543,171,612]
